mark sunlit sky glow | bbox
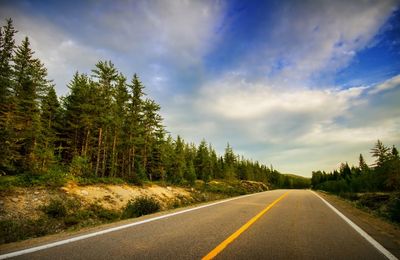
[1,0,399,176]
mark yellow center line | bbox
[202,191,290,260]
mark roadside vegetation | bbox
[312,140,400,223]
[0,180,269,244]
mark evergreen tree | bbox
[13,37,50,171]
[38,86,61,170]
[0,18,17,173]
[195,140,211,182]
[110,74,129,177]
[169,135,185,183]
[358,153,369,174]
[184,159,196,185]
[223,143,236,179]
[371,140,390,169]
[126,74,146,180]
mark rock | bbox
[34,191,40,195]
[60,187,69,193]
[33,198,39,202]
[11,198,19,202]
[0,200,4,205]
[166,186,172,191]
[81,190,89,196]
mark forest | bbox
[0,19,309,189]
[311,140,400,193]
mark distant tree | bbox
[195,140,211,182]
[223,143,236,179]
[358,154,369,174]
[371,140,390,170]
[169,135,185,183]
[340,163,352,180]
[184,159,196,185]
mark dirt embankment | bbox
[0,179,269,245]
[0,182,195,221]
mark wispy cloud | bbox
[369,74,400,94]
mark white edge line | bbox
[0,191,269,259]
[311,190,398,260]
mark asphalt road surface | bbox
[1,190,398,259]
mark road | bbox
[1,190,398,259]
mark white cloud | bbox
[80,0,224,67]
[197,76,364,122]
[369,74,400,94]
[242,0,398,84]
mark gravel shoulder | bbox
[317,191,400,258]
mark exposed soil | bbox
[0,182,194,222]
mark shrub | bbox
[87,204,120,221]
[358,193,390,210]
[386,193,400,222]
[0,217,61,244]
[69,156,90,177]
[122,196,160,219]
[42,198,68,218]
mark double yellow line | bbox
[202,191,289,260]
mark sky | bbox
[1,0,399,177]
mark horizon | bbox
[1,0,399,177]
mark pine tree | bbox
[38,86,61,171]
[13,37,49,171]
[63,73,95,162]
[126,74,146,180]
[223,143,236,179]
[92,60,118,177]
[142,98,164,180]
[0,18,16,106]
[0,19,17,173]
[185,159,196,185]
[195,140,211,182]
[169,135,185,183]
[110,74,129,177]
[371,140,390,169]
[358,153,369,174]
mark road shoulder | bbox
[317,191,400,258]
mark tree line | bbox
[0,19,291,187]
[311,140,400,193]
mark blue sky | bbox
[1,0,399,176]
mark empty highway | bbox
[1,190,398,259]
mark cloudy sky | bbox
[1,0,399,176]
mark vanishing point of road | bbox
[1,190,398,259]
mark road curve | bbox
[1,190,397,259]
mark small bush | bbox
[42,198,68,218]
[358,193,390,210]
[338,192,360,201]
[87,204,120,221]
[69,156,90,177]
[386,193,400,222]
[122,196,160,219]
[0,217,61,244]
